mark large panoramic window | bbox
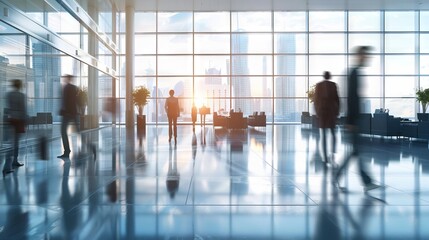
[125,10,429,123]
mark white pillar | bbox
[125,4,135,129]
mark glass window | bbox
[349,11,381,31]
[158,34,192,54]
[309,34,345,53]
[309,55,346,76]
[194,55,230,76]
[135,35,156,54]
[420,34,429,53]
[274,76,307,97]
[275,55,307,76]
[348,55,382,75]
[385,12,416,31]
[231,12,272,32]
[274,33,307,54]
[231,33,272,53]
[360,98,383,114]
[158,12,192,32]
[194,76,230,108]
[231,55,272,75]
[274,99,305,122]
[309,12,345,31]
[274,12,306,32]
[349,33,381,53]
[135,56,156,76]
[420,11,429,31]
[385,34,415,53]
[158,56,192,75]
[360,77,383,97]
[194,12,230,32]
[385,76,416,97]
[135,12,156,32]
[0,35,26,65]
[194,34,230,54]
[420,55,429,74]
[419,76,429,89]
[385,55,415,75]
[385,98,415,118]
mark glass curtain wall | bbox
[125,10,426,124]
[0,0,116,132]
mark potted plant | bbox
[306,84,316,103]
[132,86,151,131]
[77,87,88,115]
[416,88,429,121]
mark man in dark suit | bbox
[165,89,180,144]
[58,75,79,158]
[333,46,382,192]
[314,71,339,165]
[4,79,27,175]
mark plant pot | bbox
[137,115,146,133]
[417,113,429,122]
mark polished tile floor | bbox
[1,124,429,239]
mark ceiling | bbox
[112,0,429,11]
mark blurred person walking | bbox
[3,79,27,176]
[333,46,381,192]
[58,75,79,158]
[165,89,180,144]
[314,71,339,165]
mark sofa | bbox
[228,112,247,129]
[371,113,401,136]
[248,111,266,127]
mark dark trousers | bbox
[61,116,79,154]
[168,116,177,140]
[4,126,21,170]
[321,127,336,162]
[335,127,372,185]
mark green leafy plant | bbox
[77,87,88,114]
[132,85,151,115]
[416,88,429,113]
[306,84,316,103]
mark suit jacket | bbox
[165,96,180,118]
[346,67,360,125]
[6,90,27,120]
[61,83,79,117]
[314,80,339,128]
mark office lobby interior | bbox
[2,0,429,239]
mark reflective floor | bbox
[1,124,429,239]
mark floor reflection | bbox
[0,125,428,238]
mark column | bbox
[88,4,99,129]
[125,4,135,129]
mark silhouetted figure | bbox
[4,79,27,176]
[333,46,381,192]
[192,104,197,132]
[165,89,180,144]
[58,75,79,158]
[314,71,339,164]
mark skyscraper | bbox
[231,29,251,114]
[275,34,296,121]
[32,42,61,119]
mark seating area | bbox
[28,112,53,127]
[213,112,248,129]
[247,111,266,127]
[301,111,429,141]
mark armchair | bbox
[248,111,266,127]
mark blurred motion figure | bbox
[3,79,27,175]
